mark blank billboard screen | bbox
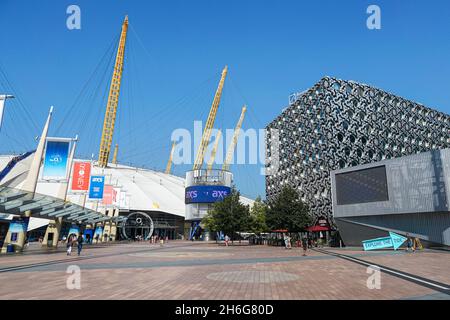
[335,166,389,205]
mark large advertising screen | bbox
[71,162,91,191]
[88,175,105,199]
[42,138,71,180]
[335,165,389,205]
[185,185,231,204]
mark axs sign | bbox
[185,186,231,204]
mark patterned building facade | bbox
[265,77,450,224]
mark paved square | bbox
[0,242,448,300]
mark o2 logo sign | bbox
[185,186,231,204]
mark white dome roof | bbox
[0,155,254,219]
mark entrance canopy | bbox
[0,186,124,225]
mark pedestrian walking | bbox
[301,236,308,256]
[77,233,84,256]
[284,234,292,249]
[224,235,230,247]
[66,235,74,256]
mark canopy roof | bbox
[0,185,123,225]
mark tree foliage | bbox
[249,196,268,235]
[266,185,312,232]
[203,187,250,240]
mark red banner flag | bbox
[71,162,91,191]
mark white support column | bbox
[22,106,53,193]
[2,106,53,254]
[42,135,78,248]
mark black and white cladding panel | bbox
[266,77,450,224]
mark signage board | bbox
[362,232,407,251]
[88,175,105,199]
[102,185,114,205]
[71,162,91,191]
[67,225,79,237]
[119,192,130,210]
[42,138,71,180]
[185,185,231,204]
[113,187,121,206]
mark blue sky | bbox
[0,0,449,199]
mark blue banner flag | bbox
[89,175,105,199]
[67,225,80,237]
[42,138,71,180]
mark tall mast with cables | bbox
[112,144,119,165]
[222,105,247,171]
[165,141,176,174]
[193,66,228,170]
[98,16,128,168]
[207,130,222,171]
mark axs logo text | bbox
[186,190,198,199]
[212,190,228,199]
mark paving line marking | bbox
[313,248,450,294]
[0,243,200,273]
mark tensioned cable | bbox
[112,73,220,169]
[54,32,120,135]
[0,61,40,133]
[229,74,266,129]
[116,71,220,144]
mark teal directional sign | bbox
[362,232,407,251]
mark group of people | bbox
[406,234,422,252]
[283,234,317,256]
[149,235,168,246]
[66,233,84,256]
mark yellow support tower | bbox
[98,16,129,168]
[193,66,228,170]
[112,144,119,165]
[222,105,247,171]
[165,141,176,174]
[207,130,222,171]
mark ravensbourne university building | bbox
[265,77,450,247]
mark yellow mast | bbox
[98,16,129,168]
[165,141,176,174]
[112,144,119,165]
[193,66,228,170]
[207,130,222,171]
[222,105,247,171]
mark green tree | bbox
[203,187,250,242]
[266,186,312,232]
[249,196,268,235]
